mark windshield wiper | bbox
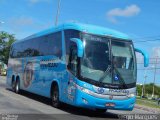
[99,65,111,82]
[99,65,128,89]
[114,68,128,89]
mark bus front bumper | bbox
[76,89,136,110]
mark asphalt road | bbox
[0,76,158,120]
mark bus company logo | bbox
[109,89,129,95]
[40,59,59,68]
[97,87,104,94]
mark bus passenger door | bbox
[65,45,78,104]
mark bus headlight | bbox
[75,83,93,95]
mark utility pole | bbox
[144,75,147,96]
[55,0,61,26]
[142,68,147,97]
[152,56,158,98]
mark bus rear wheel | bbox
[51,85,61,108]
[15,80,20,94]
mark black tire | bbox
[51,85,61,108]
[96,109,107,113]
[15,80,20,94]
[12,80,16,92]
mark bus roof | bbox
[14,22,130,44]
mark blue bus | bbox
[6,23,149,112]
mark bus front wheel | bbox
[51,84,61,108]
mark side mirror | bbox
[70,38,84,57]
[135,48,149,67]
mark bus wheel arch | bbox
[50,81,61,108]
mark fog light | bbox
[82,98,88,104]
[106,103,115,107]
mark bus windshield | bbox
[80,33,136,88]
[111,41,136,85]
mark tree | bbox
[137,83,160,98]
[0,31,16,64]
[136,84,142,96]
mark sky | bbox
[0,0,160,85]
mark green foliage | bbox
[137,83,160,98]
[136,84,142,96]
[0,31,16,64]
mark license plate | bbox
[106,103,115,107]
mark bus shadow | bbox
[6,88,119,119]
